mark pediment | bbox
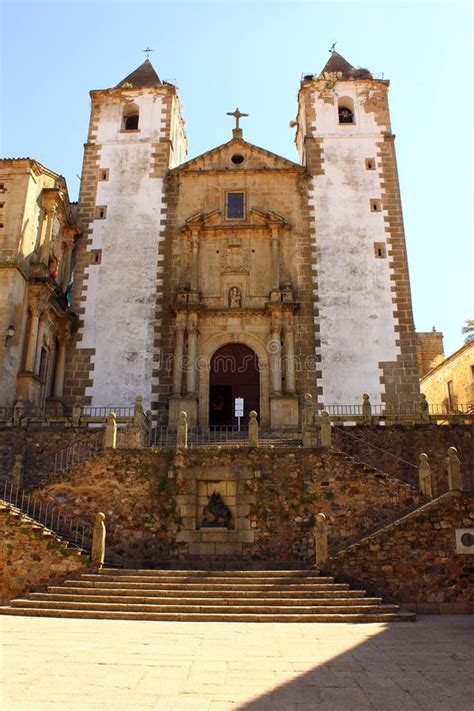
[173,138,305,174]
[183,208,289,233]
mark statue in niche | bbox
[202,491,232,528]
[229,286,242,309]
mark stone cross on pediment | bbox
[227,108,249,138]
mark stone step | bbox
[100,568,320,578]
[10,599,401,615]
[63,579,350,592]
[0,607,416,622]
[30,592,383,607]
[45,586,369,600]
[86,573,336,584]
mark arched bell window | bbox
[122,103,139,131]
[338,97,355,125]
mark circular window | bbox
[231,154,245,165]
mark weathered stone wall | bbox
[332,424,474,494]
[0,426,102,488]
[30,446,420,565]
[331,491,474,614]
[0,503,90,604]
[416,330,444,378]
[37,449,182,566]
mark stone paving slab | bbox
[0,615,473,710]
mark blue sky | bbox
[1,0,472,355]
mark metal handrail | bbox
[1,480,92,550]
[332,424,418,471]
[32,429,104,477]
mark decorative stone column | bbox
[177,411,188,449]
[24,305,41,372]
[270,324,282,395]
[53,331,69,398]
[91,513,106,568]
[270,228,280,291]
[172,317,186,396]
[314,512,329,569]
[447,447,463,491]
[362,393,372,424]
[283,318,296,393]
[61,227,76,287]
[104,412,117,449]
[419,453,433,498]
[320,410,332,447]
[420,393,430,423]
[190,230,200,293]
[248,411,259,446]
[186,312,198,396]
[39,204,57,265]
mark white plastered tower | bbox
[65,60,187,409]
[296,51,419,410]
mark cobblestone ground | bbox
[1,615,473,710]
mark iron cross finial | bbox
[143,47,153,59]
[329,41,337,54]
[226,108,249,130]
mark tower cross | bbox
[329,41,337,54]
[227,108,249,130]
[143,47,153,60]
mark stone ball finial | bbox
[420,393,427,400]
[108,411,116,422]
[419,453,429,463]
[249,410,258,419]
[179,410,188,422]
[95,512,106,523]
[320,410,330,420]
[316,512,326,524]
[135,394,143,404]
[304,393,313,403]
[362,393,370,401]
[448,446,458,457]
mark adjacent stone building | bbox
[0,159,79,409]
[421,341,474,413]
[1,51,421,428]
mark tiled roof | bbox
[116,59,161,88]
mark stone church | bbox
[0,51,420,430]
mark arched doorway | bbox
[209,344,259,427]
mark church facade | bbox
[1,52,420,429]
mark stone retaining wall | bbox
[331,491,474,614]
[0,503,90,603]
[332,424,474,493]
[33,447,421,565]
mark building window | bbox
[98,169,109,182]
[365,158,376,171]
[338,97,355,124]
[370,199,382,213]
[95,206,107,220]
[122,103,140,131]
[374,242,386,258]
[90,249,102,264]
[226,192,245,219]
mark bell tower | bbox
[65,59,187,409]
[296,51,419,410]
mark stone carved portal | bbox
[209,344,259,427]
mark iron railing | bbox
[81,406,134,418]
[1,480,92,550]
[34,429,104,477]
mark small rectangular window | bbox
[98,169,109,182]
[370,199,382,213]
[95,206,107,220]
[226,192,245,219]
[374,242,386,258]
[0,183,5,192]
[365,158,376,171]
[90,249,102,264]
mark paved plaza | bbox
[1,615,473,710]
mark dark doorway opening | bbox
[209,344,259,427]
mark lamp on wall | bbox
[5,324,15,345]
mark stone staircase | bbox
[0,569,415,622]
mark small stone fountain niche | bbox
[175,464,257,556]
